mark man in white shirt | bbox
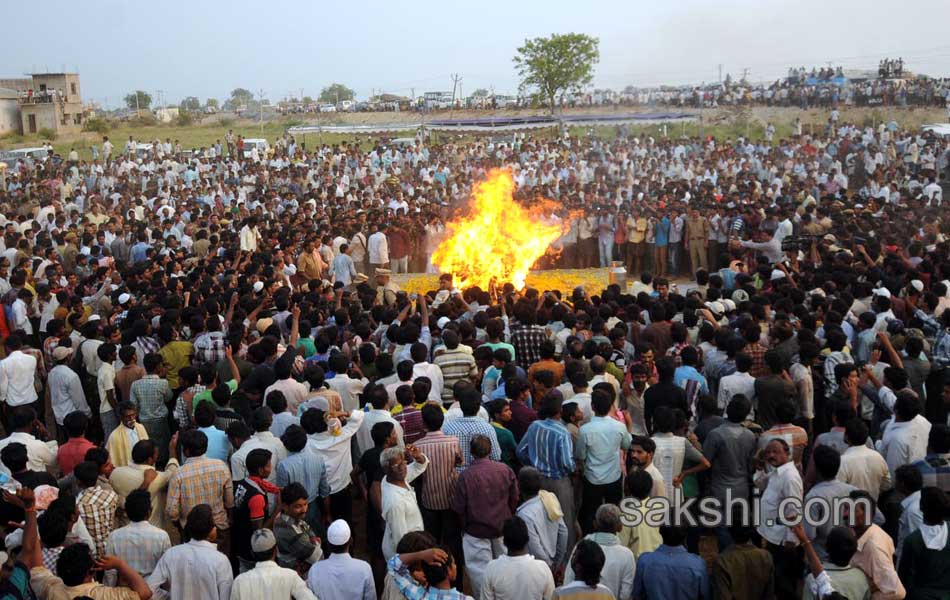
[230,409,288,483]
[367,224,389,269]
[325,355,367,413]
[481,516,555,600]
[876,392,932,476]
[356,386,404,458]
[231,529,317,600]
[754,438,803,599]
[0,333,39,414]
[717,355,756,412]
[0,405,57,478]
[239,217,261,252]
[147,504,234,600]
[838,418,892,499]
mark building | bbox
[0,79,31,94]
[0,88,19,134]
[155,106,180,123]
[18,73,84,136]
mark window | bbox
[73,114,82,125]
[62,113,68,126]
[70,82,77,95]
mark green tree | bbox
[205,98,220,111]
[180,96,201,111]
[124,90,152,110]
[513,33,599,114]
[230,88,254,107]
[319,83,355,104]
[472,88,490,97]
[302,96,314,104]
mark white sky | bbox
[6,0,950,107]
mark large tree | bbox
[319,83,355,104]
[513,33,599,113]
[206,98,220,110]
[180,96,201,111]
[124,90,152,110]
[230,87,254,107]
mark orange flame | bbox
[431,169,567,290]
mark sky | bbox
[7,0,950,108]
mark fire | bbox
[431,169,567,290]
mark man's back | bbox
[712,542,774,600]
[634,544,710,600]
[482,554,554,600]
[148,539,233,600]
[307,553,374,600]
[232,561,317,600]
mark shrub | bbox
[37,128,57,141]
[176,111,195,127]
[82,117,110,134]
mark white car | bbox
[319,104,337,113]
[922,123,950,137]
[242,138,269,158]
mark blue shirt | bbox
[654,217,671,246]
[516,418,575,480]
[633,544,711,600]
[130,242,151,264]
[442,417,501,469]
[674,365,709,396]
[576,416,632,485]
[275,450,330,502]
[198,426,230,462]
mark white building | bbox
[0,88,20,134]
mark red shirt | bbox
[58,437,96,475]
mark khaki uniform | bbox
[377,282,400,306]
[685,216,709,272]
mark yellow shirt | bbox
[617,499,664,559]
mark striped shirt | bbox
[442,416,502,469]
[166,455,235,530]
[758,423,809,470]
[516,419,575,480]
[433,349,477,403]
[414,430,462,510]
[393,406,426,445]
[105,521,172,578]
[77,485,119,558]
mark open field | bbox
[2,104,947,161]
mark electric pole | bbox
[259,88,264,133]
[718,64,723,84]
[451,73,462,105]
[741,68,750,83]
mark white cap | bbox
[910,280,924,293]
[722,299,737,312]
[118,293,131,305]
[872,286,891,298]
[87,314,101,322]
[436,316,451,329]
[253,281,265,293]
[326,519,351,545]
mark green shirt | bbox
[193,379,237,410]
[492,422,519,471]
[296,339,316,359]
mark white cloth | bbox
[230,432,288,483]
[356,409,404,458]
[756,461,803,546]
[307,409,364,494]
[231,560,317,600]
[897,490,923,562]
[837,445,892,499]
[481,553,555,600]
[367,231,389,264]
[876,414,932,476]
[0,432,57,479]
[326,374,366,413]
[0,350,38,407]
[380,458,427,560]
[147,539,233,600]
[717,371,756,411]
[462,534,505,600]
[921,521,948,550]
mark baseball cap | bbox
[250,529,277,553]
[436,316,451,329]
[327,519,351,546]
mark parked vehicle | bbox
[242,138,269,158]
[319,104,337,113]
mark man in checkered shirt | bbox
[509,303,548,372]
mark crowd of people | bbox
[0,108,946,600]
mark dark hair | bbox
[659,521,688,547]
[813,444,841,480]
[630,435,656,454]
[844,418,868,446]
[281,425,309,453]
[726,394,751,423]
[0,442,27,473]
[502,517,530,553]
[625,469,653,500]
[572,539,606,588]
[38,509,69,548]
[420,544,454,587]
[895,464,923,493]
[131,439,157,465]
[421,403,444,431]
[371,421,396,447]
[281,482,308,506]
[826,526,857,566]
[125,489,152,522]
[245,448,272,476]
[57,543,95,586]
[74,461,100,487]
[63,411,89,438]
[185,504,216,540]
[181,429,209,457]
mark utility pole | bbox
[718,64,723,84]
[741,68,750,83]
[450,73,462,105]
[259,88,264,134]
